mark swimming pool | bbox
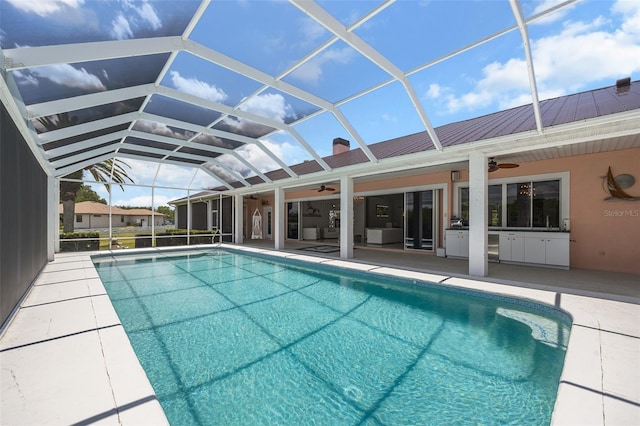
[94,248,571,425]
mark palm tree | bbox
[38,113,134,232]
[59,159,133,232]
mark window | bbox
[507,182,531,227]
[76,215,82,223]
[459,185,501,226]
[121,215,125,223]
[460,187,469,224]
[508,180,560,228]
[533,180,560,228]
[488,185,502,227]
[460,179,561,229]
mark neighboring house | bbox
[59,201,164,229]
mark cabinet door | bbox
[511,235,525,262]
[499,234,512,261]
[545,237,569,266]
[525,237,546,264]
[446,231,460,256]
[460,232,469,257]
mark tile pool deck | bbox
[1,244,638,425]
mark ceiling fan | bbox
[488,158,519,172]
[317,184,336,192]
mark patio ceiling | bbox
[1,0,639,194]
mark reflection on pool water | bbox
[94,249,571,425]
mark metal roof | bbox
[1,0,639,195]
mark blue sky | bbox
[2,0,640,208]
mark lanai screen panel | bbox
[0,0,636,191]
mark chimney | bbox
[616,77,631,94]
[332,137,350,155]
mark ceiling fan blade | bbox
[498,163,519,169]
[326,187,335,191]
[317,188,324,192]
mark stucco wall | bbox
[479,149,639,274]
[281,149,639,274]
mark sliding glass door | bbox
[287,202,299,239]
[405,190,434,250]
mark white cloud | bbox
[108,1,162,41]
[428,0,640,114]
[115,158,160,184]
[133,120,194,140]
[6,0,84,16]
[170,71,228,103]
[239,93,295,123]
[531,0,576,24]
[381,113,397,123]
[288,47,356,85]
[613,0,640,39]
[426,83,441,99]
[14,70,39,86]
[297,16,325,48]
[212,137,306,179]
[110,14,133,40]
[136,1,161,30]
[33,64,106,90]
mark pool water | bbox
[94,249,570,425]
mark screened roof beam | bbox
[290,0,442,152]
[127,130,232,155]
[119,142,217,164]
[54,152,116,178]
[26,84,156,119]
[226,88,332,171]
[44,131,129,159]
[125,130,271,183]
[201,160,250,188]
[157,86,298,177]
[35,111,139,145]
[139,112,260,146]
[228,152,272,184]
[50,144,118,170]
[186,42,375,164]
[509,0,543,133]
[2,36,183,71]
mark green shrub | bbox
[60,231,100,252]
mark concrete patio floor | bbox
[1,243,638,425]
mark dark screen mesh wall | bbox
[1,103,48,328]
[191,202,208,230]
[177,204,187,229]
[212,197,233,242]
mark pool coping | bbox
[1,244,638,425]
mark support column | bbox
[234,194,244,244]
[274,188,285,250]
[340,176,354,259]
[468,152,488,276]
[48,175,58,260]
[186,192,192,245]
[207,199,213,231]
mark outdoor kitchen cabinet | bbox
[499,232,525,262]
[445,230,469,258]
[522,232,570,267]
